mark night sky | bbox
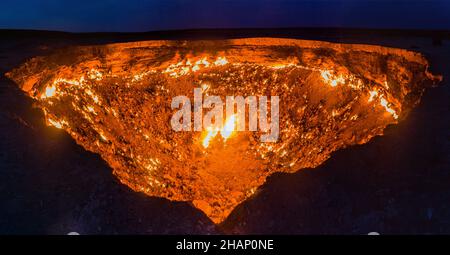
[1,0,449,32]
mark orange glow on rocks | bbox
[6,38,441,223]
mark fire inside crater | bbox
[7,38,441,223]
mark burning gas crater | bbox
[7,38,441,223]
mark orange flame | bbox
[202,114,237,148]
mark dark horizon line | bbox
[1,26,450,35]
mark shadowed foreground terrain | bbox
[0,28,449,234]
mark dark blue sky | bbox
[1,0,449,32]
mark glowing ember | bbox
[214,57,229,66]
[380,96,399,119]
[320,70,345,87]
[6,38,441,223]
[41,85,56,99]
[47,118,63,128]
[368,90,378,102]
